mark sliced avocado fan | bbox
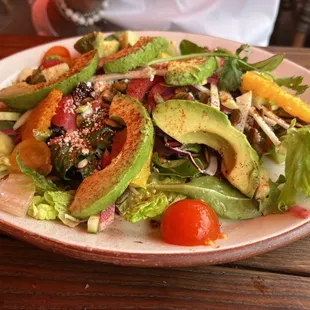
[70,94,154,219]
[99,36,169,73]
[0,50,98,111]
[152,100,262,198]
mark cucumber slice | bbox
[0,112,21,121]
[87,215,100,233]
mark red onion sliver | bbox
[1,129,18,136]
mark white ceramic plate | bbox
[0,31,309,267]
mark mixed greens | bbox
[0,30,310,243]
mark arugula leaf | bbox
[179,39,205,55]
[274,76,309,95]
[250,54,284,72]
[149,176,261,220]
[17,154,59,195]
[236,44,251,61]
[152,152,202,177]
[218,58,243,92]
[278,127,310,207]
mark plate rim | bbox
[1,31,310,266]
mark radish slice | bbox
[210,83,220,110]
[99,204,115,231]
[235,91,252,132]
[13,109,33,130]
[0,174,35,216]
[288,206,310,219]
[249,107,281,146]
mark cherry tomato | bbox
[110,129,127,159]
[126,76,164,102]
[147,82,175,111]
[51,96,77,131]
[42,46,71,62]
[10,139,52,176]
[161,199,220,246]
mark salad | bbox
[0,31,310,247]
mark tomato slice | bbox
[42,46,71,63]
[110,129,127,160]
[126,76,164,102]
[10,139,52,176]
[147,83,175,111]
[161,199,220,246]
[51,96,77,132]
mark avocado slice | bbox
[69,94,154,218]
[164,57,217,86]
[101,36,169,73]
[153,100,261,198]
[74,32,120,57]
[0,50,98,111]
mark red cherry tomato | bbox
[51,96,77,131]
[147,82,175,111]
[161,199,220,246]
[110,129,127,160]
[101,149,112,169]
[126,76,164,102]
[42,46,71,61]
[41,59,63,69]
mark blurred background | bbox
[0,0,310,47]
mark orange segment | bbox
[21,89,63,140]
[241,71,310,123]
[10,139,52,175]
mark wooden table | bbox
[0,35,309,310]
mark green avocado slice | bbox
[69,94,154,219]
[100,36,169,73]
[74,32,120,57]
[164,57,217,85]
[0,50,98,111]
[153,100,261,198]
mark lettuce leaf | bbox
[28,196,58,220]
[274,76,309,95]
[16,154,59,195]
[279,127,310,207]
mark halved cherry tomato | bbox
[51,96,77,131]
[10,139,52,176]
[147,82,175,111]
[110,129,127,160]
[126,76,164,102]
[42,46,71,62]
[101,149,112,169]
[41,59,64,69]
[161,199,220,246]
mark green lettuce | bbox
[16,154,59,194]
[27,190,78,226]
[279,127,310,207]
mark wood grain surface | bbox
[0,35,309,310]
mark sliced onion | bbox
[249,107,281,146]
[204,154,218,176]
[193,84,210,96]
[164,137,217,175]
[0,174,35,217]
[13,109,33,130]
[99,204,115,232]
